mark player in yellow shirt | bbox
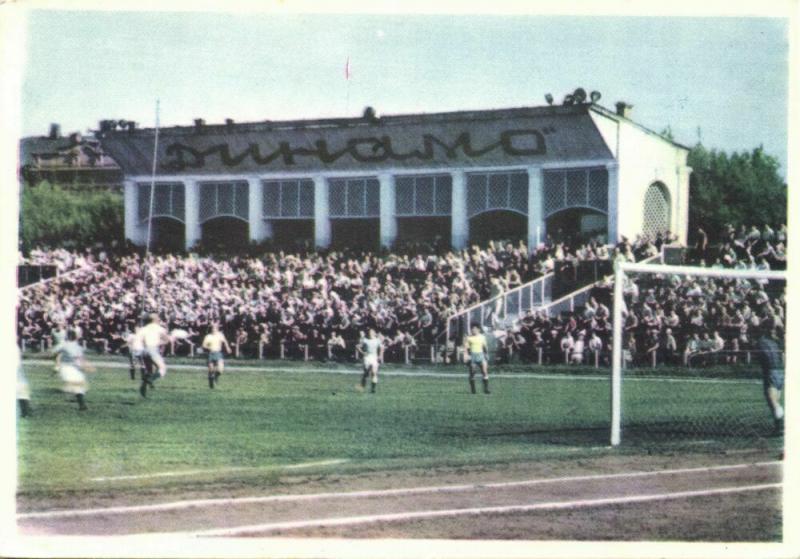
[202,323,232,389]
[464,325,490,394]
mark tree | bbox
[687,144,786,242]
[19,181,124,252]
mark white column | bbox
[123,179,146,245]
[606,163,620,244]
[451,170,468,249]
[526,166,544,253]
[247,177,270,242]
[313,175,331,248]
[676,165,692,245]
[378,173,396,249]
[184,179,202,251]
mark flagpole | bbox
[345,56,351,114]
[140,99,160,319]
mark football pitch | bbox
[15,358,783,541]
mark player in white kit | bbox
[125,323,145,380]
[53,329,94,411]
[357,329,383,393]
[138,314,172,398]
[17,347,31,418]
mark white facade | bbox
[589,110,691,245]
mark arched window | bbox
[199,181,249,223]
[642,182,671,238]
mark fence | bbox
[252,340,446,365]
[18,265,58,288]
[686,349,783,369]
[18,265,91,293]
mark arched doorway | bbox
[469,210,526,247]
[149,217,185,253]
[270,219,314,252]
[396,216,451,251]
[201,217,249,253]
[330,218,380,252]
[643,182,671,238]
[545,207,608,245]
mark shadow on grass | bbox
[438,425,610,446]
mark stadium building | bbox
[100,100,691,252]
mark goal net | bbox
[610,261,786,448]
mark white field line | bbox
[176,483,784,537]
[88,459,348,482]
[23,359,762,385]
[17,460,781,520]
[91,468,251,481]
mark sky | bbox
[21,11,790,174]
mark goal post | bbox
[610,261,787,446]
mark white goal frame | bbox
[610,261,787,446]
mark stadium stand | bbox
[17,224,785,367]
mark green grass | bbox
[16,360,779,497]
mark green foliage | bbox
[687,144,786,241]
[19,181,124,252]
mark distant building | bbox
[19,124,123,189]
[99,100,691,252]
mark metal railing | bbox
[538,252,663,319]
[442,251,664,362]
[444,272,554,347]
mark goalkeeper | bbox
[755,319,784,436]
[464,325,491,394]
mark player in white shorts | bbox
[138,313,172,398]
[17,347,31,418]
[53,329,94,411]
[125,323,145,380]
[202,323,232,389]
[357,329,383,393]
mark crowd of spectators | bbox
[497,224,787,367]
[17,224,784,368]
[17,232,651,360]
[16,238,548,359]
[690,223,787,271]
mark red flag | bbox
[345,57,351,80]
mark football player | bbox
[53,329,94,411]
[139,313,172,398]
[464,325,490,394]
[202,323,232,389]
[357,329,383,393]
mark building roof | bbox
[19,133,120,170]
[99,103,643,177]
[588,103,691,151]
